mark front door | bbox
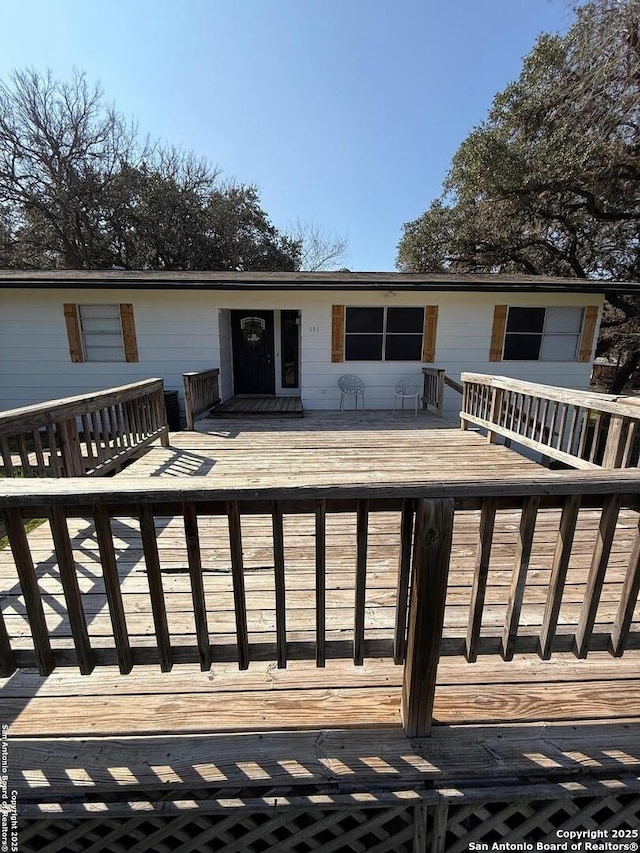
[231,310,276,395]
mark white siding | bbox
[0,287,602,416]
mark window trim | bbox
[490,304,598,364]
[64,303,139,363]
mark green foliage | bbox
[397,0,640,390]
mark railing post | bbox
[402,497,454,738]
[57,418,84,476]
[184,374,195,431]
[602,415,629,468]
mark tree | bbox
[286,219,349,271]
[397,0,640,391]
[0,69,300,271]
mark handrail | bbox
[0,379,169,477]
[444,374,463,395]
[1,470,638,736]
[461,373,640,469]
[183,368,221,430]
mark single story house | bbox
[0,269,635,417]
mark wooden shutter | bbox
[422,306,438,363]
[331,305,345,363]
[64,304,84,363]
[489,305,508,362]
[119,303,139,362]
[578,305,599,363]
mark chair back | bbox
[338,374,365,394]
[395,375,422,395]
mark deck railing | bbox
[421,368,445,416]
[1,471,639,736]
[0,379,169,478]
[183,368,221,430]
[461,372,640,469]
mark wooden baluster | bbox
[529,397,541,440]
[0,603,16,676]
[184,375,195,431]
[139,505,173,672]
[354,499,369,666]
[315,499,326,667]
[107,406,119,450]
[575,494,621,657]
[2,507,54,675]
[567,406,580,457]
[91,410,105,466]
[466,497,497,662]
[116,403,129,448]
[576,408,591,461]
[539,399,549,445]
[402,498,454,738]
[539,495,581,659]
[272,501,287,668]
[58,418,84,476]
[556,402,569,452]
[611,518,640,656]
[502,495,540,661]
[602,415,629,468]
[16,434,32,476]
[460,382,469,430]
[157,389,170,447]
[46,424,61,477]
[49,506,94,674]
[487,388,504,444]
[0,437,14,477]
[32,429,46,476]
[227,501,249,670]
[621,420,637,468]
[588,413,602,464]
[93,504,133,674]
[183,502,212,671]
[81,414,94,467]
[394,500,414,664]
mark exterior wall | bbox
[0,287,602,415]
[0,288,221,412]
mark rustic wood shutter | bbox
[489,305,508,362]
[119,303,139,362]
[63,304,84,363]
[422,306,438,362]
[578,305,599,363]
[331,305,345,363]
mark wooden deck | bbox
[2,411,640,847]
[210,395,304,417]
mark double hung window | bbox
[345,307,424,361]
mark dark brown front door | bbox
[231,310,275,395]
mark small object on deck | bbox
[338,374,365,411]
[394,375,422,416]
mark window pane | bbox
[79,304,121,320]
[386,307,424,333]
[503,333,542,360]
[545,307,584,334]
[385,334,423,361]
[280,310,299,388]
[506,308,545,333]
[540,334,579,361]
[84,345,125,362]
[345,334,383,360]
[346,307,384,333]
[80,317,123,334]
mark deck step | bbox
[210,396,303,417]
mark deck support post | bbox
[402,498,454,738]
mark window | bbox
[503,306,584,361]
[64,303,138,363]
[345,307,424,361]
[280,310,299,388]
[78,305,125,361]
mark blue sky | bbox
[1,0,575,270]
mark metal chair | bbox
[338,374,365,410]
[393,375,422,416]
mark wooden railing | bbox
[0,380,169,478]
[421,368,445,416]
[461,373,640,469]
[1,471,639,736]
[183,368,221,430]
